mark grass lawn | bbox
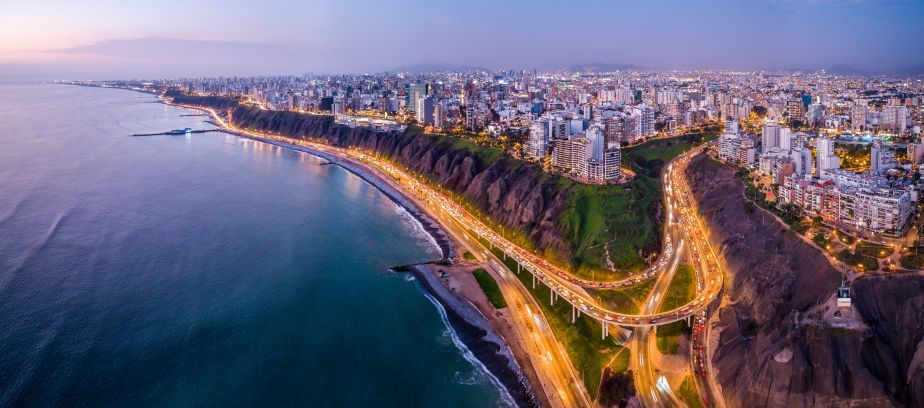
[463,251,476,261]
[678,375,706,408]
[837,249,879,270]
[653,264,696,355]
[445,136,506,165]
[476,236,624,399]
[590,278,656,314]
[658,264,697,313]
[472,268,507,309]
[558,180,655,279]
[655,321,686,355]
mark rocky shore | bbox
[394,263,540,408]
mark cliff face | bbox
[227,106,574,262]
[686,153,924,407]
[853,274,924,407]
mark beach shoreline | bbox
[156,95,544,407]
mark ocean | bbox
[0,84,508,407]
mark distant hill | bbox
[385,62,490,73]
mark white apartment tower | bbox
[816,137,840,178]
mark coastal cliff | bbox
[168,91,661,274]
[687,153,924,407]
[230,105,575,262]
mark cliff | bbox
[853,274,924,407]
[167,92,662,273]
[230,106,574,262]
[688,153,924,407]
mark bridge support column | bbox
[550,290,554,305]
[503,252,506,260]
[602,323,608,340]
[532,274,536,289]
[516,263,520,274]
[653,325,658,334]
[687,315,691,326]
[571,305,576,324]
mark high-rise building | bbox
[806,104,823,126]
[870,140,897,176]
[786,99,805,121]
[761,122,781,151]
[416,97,435,125]
[881,105,908,133]
[604,116,625,145]
[908,143,924,165]
[725,116,739,135]
[851,106,867,131]
[639,105,655,137]
[816,137,840,178]
[779,127,793,152]
[527,118,550,159]
[432,101,444,130]
[405,83,428,113]
[552,137,592,175]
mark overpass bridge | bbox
[361,142,725,334]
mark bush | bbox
[837,249,878,270]
[812,233,830,248]
[901,254,924,270]
[856,243,892,259]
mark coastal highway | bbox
[188,102,592,407]
[176,98,724,329]
[183,100,726,406]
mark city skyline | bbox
[2,0,924,80]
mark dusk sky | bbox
[2,0,923,80]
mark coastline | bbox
[157,95,543,407]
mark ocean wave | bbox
[391,202,441,257]
[453,369,489,387]
[417,287,517,407]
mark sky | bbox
[1,0,923,80]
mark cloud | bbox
[32,37,318,78]
[46,37,290,60]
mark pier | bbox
[131,129,221,137]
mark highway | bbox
[632,238,686,408]
[187,102,593,407]
[179,98,723,327]
[185,99,726,407]
[632,143,727,407]
[357,149,721,327]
